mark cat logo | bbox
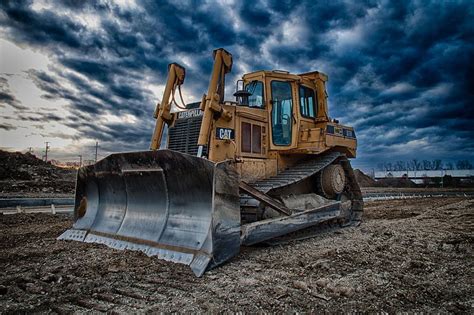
[216,128,235,140]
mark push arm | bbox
[150,63,186,150]
[197,48,233,156]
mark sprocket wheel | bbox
[318,164,346,198]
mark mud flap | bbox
[58,150,241,277]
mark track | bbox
[241,152,364,223]
[252,152,341,193]
[240,151,341,208]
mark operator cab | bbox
[232,70,328,151]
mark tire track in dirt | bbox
[0,198,472,313]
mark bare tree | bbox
[456,160,473,170]
[394,160,406,171]
[412,159,421,171]
[386,162,393,171]
[375,158,464,171]
[432,159,442,170]
[422,160,432,170]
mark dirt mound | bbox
[375,177,417,188]
[0,151,62,180]
[0,150,76,196]
[354,169,377,187]
[352,168,417,188]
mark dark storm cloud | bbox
[0,0,473,166]
[17,113,62,122]
[0,0,83,49]
[0,122,17,131]
[0,77,28,110]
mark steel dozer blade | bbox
[58,150,241,276]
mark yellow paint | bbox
[161,51,358,182]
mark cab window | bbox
[299,85,317,118]
[271,81,293,146]
[245,81,264,108]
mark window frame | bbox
[239,119,266,158]
[298,84,317,119]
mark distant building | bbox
[374,170,474,184]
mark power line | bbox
[44,142,50,162]
[95,141,99,162]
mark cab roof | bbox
[242,70,328,82]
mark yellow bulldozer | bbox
[59,48,363,276]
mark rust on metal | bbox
[88,230,206,256]
[77,197,87,218]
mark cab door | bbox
[268,80,298,150]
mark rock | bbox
[409,260,425,269]
[313,259,331,270]
[336,286,355,298]
[273,286,287,297]
[328,284,355,298]
[293,280,309,291]
[0,285,8,295]
[239,277,259,286]
[25,283,43,294]
[310,291,331,301]
[107,266,120,273]
[315,278,330,287]
[40,273,58,283]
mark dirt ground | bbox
[0,197,472,313]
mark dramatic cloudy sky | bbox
[0,0,473,169]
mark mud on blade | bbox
[58,150,240,276]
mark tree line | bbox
[377,159,473,171]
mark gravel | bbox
[0,197,472,313]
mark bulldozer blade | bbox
[58,150,241,276]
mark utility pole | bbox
[78,155,83,167]
[95,141,99,162]
[44,142,50,162]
